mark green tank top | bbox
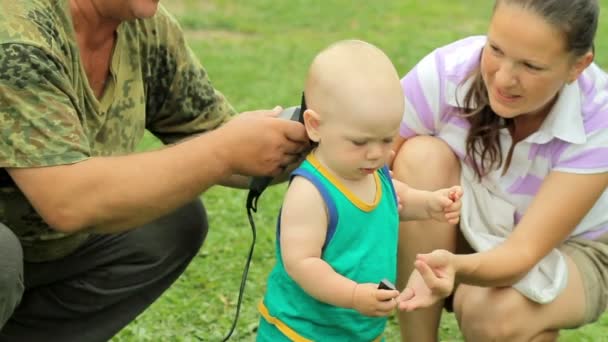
[259,154,399,341]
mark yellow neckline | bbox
[306,153,381,212]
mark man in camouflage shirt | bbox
[0,1,308,341]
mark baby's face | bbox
[314,105,402,181]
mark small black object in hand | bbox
[378,278,396,291]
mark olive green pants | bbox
[0,200,207,342]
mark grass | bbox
[112,1,608,341]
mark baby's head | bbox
[303,40,404,180]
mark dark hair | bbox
[460,0,599,179]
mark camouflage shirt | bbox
[0,0,236,262]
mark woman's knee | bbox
[0,224,24,326]
[392,136,460,188]
[455,287,529,341]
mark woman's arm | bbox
[454,171,608,286]
[399,170,608,311]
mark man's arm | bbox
[8,111,307,234]
[217,152,306,189]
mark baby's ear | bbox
[303,109,321,142]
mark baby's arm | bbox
[392,179,462,223]
[280,176,399,316]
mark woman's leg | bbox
[392,136,461,342]
[453,255,585,342]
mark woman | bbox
[392,0,607,341]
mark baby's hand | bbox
[426,186,462,224]
[351,283,399,317]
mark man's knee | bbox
[166,199,208,261]
[0,224,24,327]
[133,200,208,267]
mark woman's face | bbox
[481,3,584,120]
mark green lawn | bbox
[112,1,608,341]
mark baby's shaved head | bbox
[304,40,404,122]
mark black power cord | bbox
[220,190,262,341]
[196,94,307,341]
[194,190,260,342]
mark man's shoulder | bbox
[1,1,71,44]
[0,0,75,70]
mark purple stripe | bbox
[528,144,544,160]
[529,141,560,161]
[435,51,448,121]
[507,174,544,196]
[399,124,417,138]
[440,36,485,57]
[577,73,596,98]
[582,105,608,134]
[444,111,469,130]
[556,147,608,169]
[444,41,484,85]
[579,225,608,240]
[401,70,435,132]
[550,141,570,167]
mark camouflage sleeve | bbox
[143,11,236,145]
[0,43,90,168]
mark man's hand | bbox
[217,107,309,177]
[351,283,400,317]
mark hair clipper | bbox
[248,105,305,197]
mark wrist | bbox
[349,282,359,309]
[423,191,434,219]
[453,253,479,283]
[206,129,237,176]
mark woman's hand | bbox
[398,249,456,311]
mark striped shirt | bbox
[400,35,608,239]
